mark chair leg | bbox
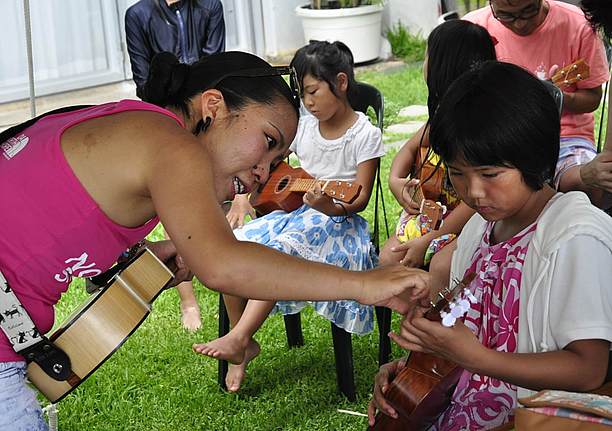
[375,306,392,367]
[283,313,304,348]
[331,322,356,402]
[218,294,230,390]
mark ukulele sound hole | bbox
[275,176,290,193]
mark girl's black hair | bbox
[430,61,560,190]
[426,20,497,117]
[582,0,612,39]
[143,51,299,123]
[289,40,357,106]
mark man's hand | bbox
[580,150,612,193]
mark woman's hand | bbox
[358,265,430,315]
[390,235,430,268]
[367,357,409,425]
[226,194,256,229]
[390,313,484,369]
[147,240,194,287]
[580,150,612,193]
[390,177,421,215]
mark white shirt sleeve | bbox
[355,122,384,166]
[548,235,612,350]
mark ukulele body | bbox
[369,353,462,431]
[415,146,443,202]
[369,273,476,431]
[249,162,311,214]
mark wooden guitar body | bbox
[250,161,362,215]
[250,162,311,214]
[27,249,173,403]
[415,146,443,202]
[369,354,462,431]
[369,273,476,431]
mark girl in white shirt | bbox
[194,41,385,392]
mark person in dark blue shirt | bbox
[125,1,225,330]
[125,0,225,99]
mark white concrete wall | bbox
[259,0,306,57]
[259,0,444,58]
[383,0,441,38]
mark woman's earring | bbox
[202,116,212,132]
[194,116,212,135]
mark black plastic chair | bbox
[218,82,391,401]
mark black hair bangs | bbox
[430,61,560,190]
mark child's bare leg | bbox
[177,281,202,331]
[194,298,273,362]
[379,235,406,266]
[163,228,202,331]
[194,299,275,392]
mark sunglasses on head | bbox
[208,66,301,110]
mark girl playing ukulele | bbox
[369,61,612,430]
[380,20,496,274]
[194,41,386,392]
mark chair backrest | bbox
[351,82,389,251]
[540,79,563,115]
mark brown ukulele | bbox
[550,59,590,87]
[407,146,445,231]
[369,272,477,431]
[249,161,362,215]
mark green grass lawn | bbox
[44,61,609,430]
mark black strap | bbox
[0,105,93,143]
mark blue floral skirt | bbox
[233,204,377,334]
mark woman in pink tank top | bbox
[0,51,429,429]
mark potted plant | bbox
[295,1,385,63]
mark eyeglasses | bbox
[489,0,542,23]
[208,66,301,109]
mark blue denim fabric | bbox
[0,361,48,431]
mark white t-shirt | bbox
[289,111,385,181]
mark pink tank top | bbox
[0,100,183,362]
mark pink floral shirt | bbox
[433,221,537,430]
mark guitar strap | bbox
[0,106,91,381]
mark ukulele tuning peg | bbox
[464,288,477,304]
[440,311,456,328]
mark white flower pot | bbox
[295,4,384,64]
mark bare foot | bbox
[192,333,250,364]
[181,305,202,332]
[226,339,260,393]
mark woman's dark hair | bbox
[143,51,298,125]
[582,0,612,39]
[430,61,560,190]
[426,20,497,117]
[290,40,357,106]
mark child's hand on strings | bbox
[390,311,484,370]
[303,182,334,214]
[391,235,430,268]
[398,177,422,215]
